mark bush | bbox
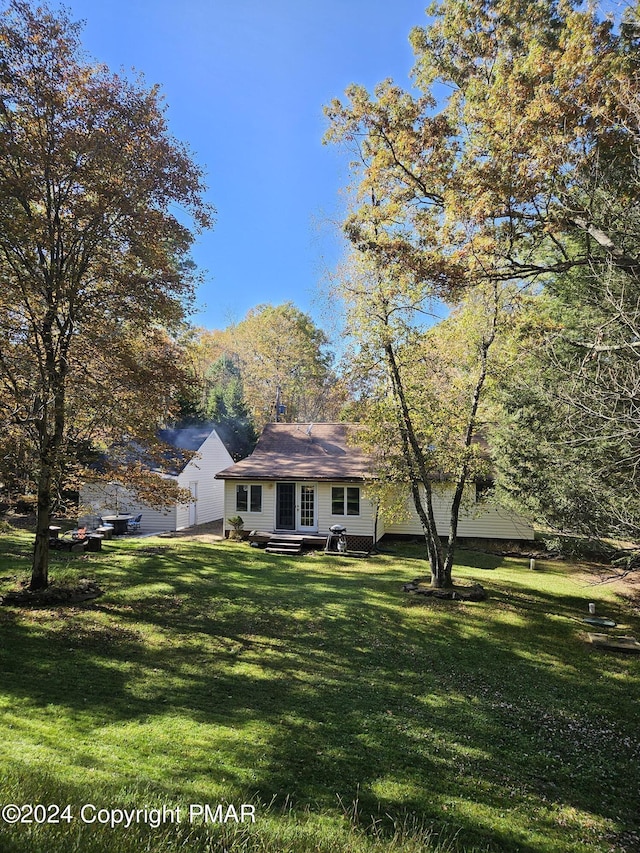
[539,533,615,562]
[227,515,245,541]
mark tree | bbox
[407,0,637,282]
[226,302,344,429]
[173,324,258,458]
[0,1,213,589]
[172,325,229,425]
[202,356,257,459]
[490,265,640,540]
[326,1,636,290]
[333,252,505,588]
[325,0,635,583]
[434,2,640,541]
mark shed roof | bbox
[215,422,370,481]
[158,423,219,453]
[153,423,229,475]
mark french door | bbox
[275,482,317,532]
[298,484,316,532]
[276,483,296,530]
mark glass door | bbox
[276,483,296,530]
[298,484,316,532]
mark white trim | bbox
[297,482,318,532]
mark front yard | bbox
[0,527,638,852]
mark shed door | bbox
[276,483,295,530]
[189,481,198,526]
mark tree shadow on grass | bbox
[1,541,639,852]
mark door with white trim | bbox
[188,481,198,526]
[276,482,296,530]
[297,483,317,532]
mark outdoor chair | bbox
[97,517,115,536]
[127,513,142,533]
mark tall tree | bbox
[0,1,213,589]
[203,355,256,459]
[325,0,634,583]
[431,1,640,540]
[173,325,229,424]
[490,265,640,540]
[334,252,504,588]
[227,302,344,429]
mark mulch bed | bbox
[403,578,487,601]
[1,578,102,607]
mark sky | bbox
[47,0,431,332]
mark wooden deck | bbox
[247,530,372,557]
[249,530,327,553]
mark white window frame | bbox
[236,483,263,513]
[331,485,360,517]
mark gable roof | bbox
[215,423,370,481]
[153,423,231,475]
[158,423,220,453]
[83,423,232,480]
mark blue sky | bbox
[50,0,429,331]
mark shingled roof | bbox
[215,423,370,481]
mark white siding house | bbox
[216,423,534,548]
[382,483,535,540]
[81,425,234,534]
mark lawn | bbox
[0,527,639,853]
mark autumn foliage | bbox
[0,1,213,588]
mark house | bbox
[81,424,234,534]
[215,422,535,549]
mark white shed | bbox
[81,424,234,534]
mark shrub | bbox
[539,533,615,562]
[227,515,245,541]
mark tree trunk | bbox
[31,458,52,590]
[441,284,499,586]
[29,338,68,590]
[383,341,449,585]
[442,475,467,587]
[409,478,446,586]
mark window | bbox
[250,484,262,512]
[236,485,248,512]
[331,486,360,516]
[346,487,360,516]
[236,484,262,513]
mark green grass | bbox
[0,529,638,852]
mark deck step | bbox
[265,535,304,555]
[265,549,303,555]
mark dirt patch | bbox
[159,518,224,543]
[403,578,487,601]
[1,578,102,607]
[575,562,640,592]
